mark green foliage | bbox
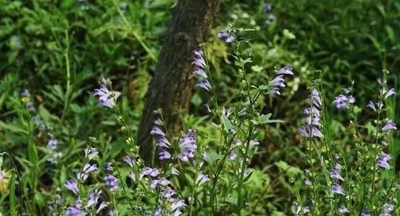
[0,0,399,215]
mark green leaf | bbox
[190,93,202,107]
[258,85,269,90]
[258,114,272,124]
[257,114,284,124]
[204,151,223,164]
[10,173,17,216]
[221,115,233,133]
[0,121,27,135]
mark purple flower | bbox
[382,120,397,132]
[303,178,312,186]
[193,68,208,78]
[277,66,294,75]
[330,170,344,181]
[195,172,209,186]
[153,208,162,216]
[128,171,136,182]
[192,48,208,80]
[367,101,376,111]
[159,178,171,186]
[266,87,281,95]
[384,88,396,99]
[66,206,85,216]
[26,102,36,112]
[338,205,349,214]
[83,163,98,174]
[334,163,343,171]
[47,139,58,150]
[141,167,160,178]
[331,184,345,195]
[159,149,171,160]
[21,89,30,97]
[299,126,310,137]
[229,152,237,160]
[104,174,119,191]
[150,126,165,137]
[171,199,186,212]
[87,190,102,207]
[77,172,89,181]
[171,167,180,175]
[156,137,171,148]
[150,180,159,189]
[303,206,310,214]
[96,202,108,213]
[84,147,98,161]
[153,118,164,126]
[249,140,259,146]
[203,103,212,112]
[377,152,391,170]
[178,129,197,161]
[333,94,351,109]
[265,14,276,25]
[311,127,324,138]
[105,162,113,171]
[217,30,235,43]
[93,85,120,108]
[269,75,285,88]
[193,49,206,68]
[310,89,322,107]
[65,179,79,194]
[195,80,212,91]
[348,95,356,104]
[361,210,371,216]
[123,156,135,167]
[162,187,176,199]
[262,3,272,13]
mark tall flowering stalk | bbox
[296,72,398,215]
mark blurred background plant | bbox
[0,0,399,215]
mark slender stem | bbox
[112,0,157,62]
[113,161,135,212]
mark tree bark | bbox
[138,0,221,163]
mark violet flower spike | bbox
[269,75,285,88]
[150,126,166,137]
[159,149,171,160]
[65,179,79,194]
[338,205,349,214]
[331,184,345,195]
[303,178,312,186]
[367,101,376,112]
[384,88,396,99]
[123,156,135,167]
[330,170,344,181]
[105,162,113,171]
[217,30,235,43]
[333,94,349,109]
[93,85,120,108]
[277,66,294,75]
[377,152,391,170]
[195,79,212,91]
[104,174,119,191]
[84,147,99,161]
[195,172,209,186]
[382,120,397,132]
[97,202,108,213]
[87,190,102,208]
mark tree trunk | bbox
[138,0,221,163]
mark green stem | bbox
[112,0,156,62]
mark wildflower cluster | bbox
[62,147,112,215]
[296,74,398,215]
[21,89,63,164]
